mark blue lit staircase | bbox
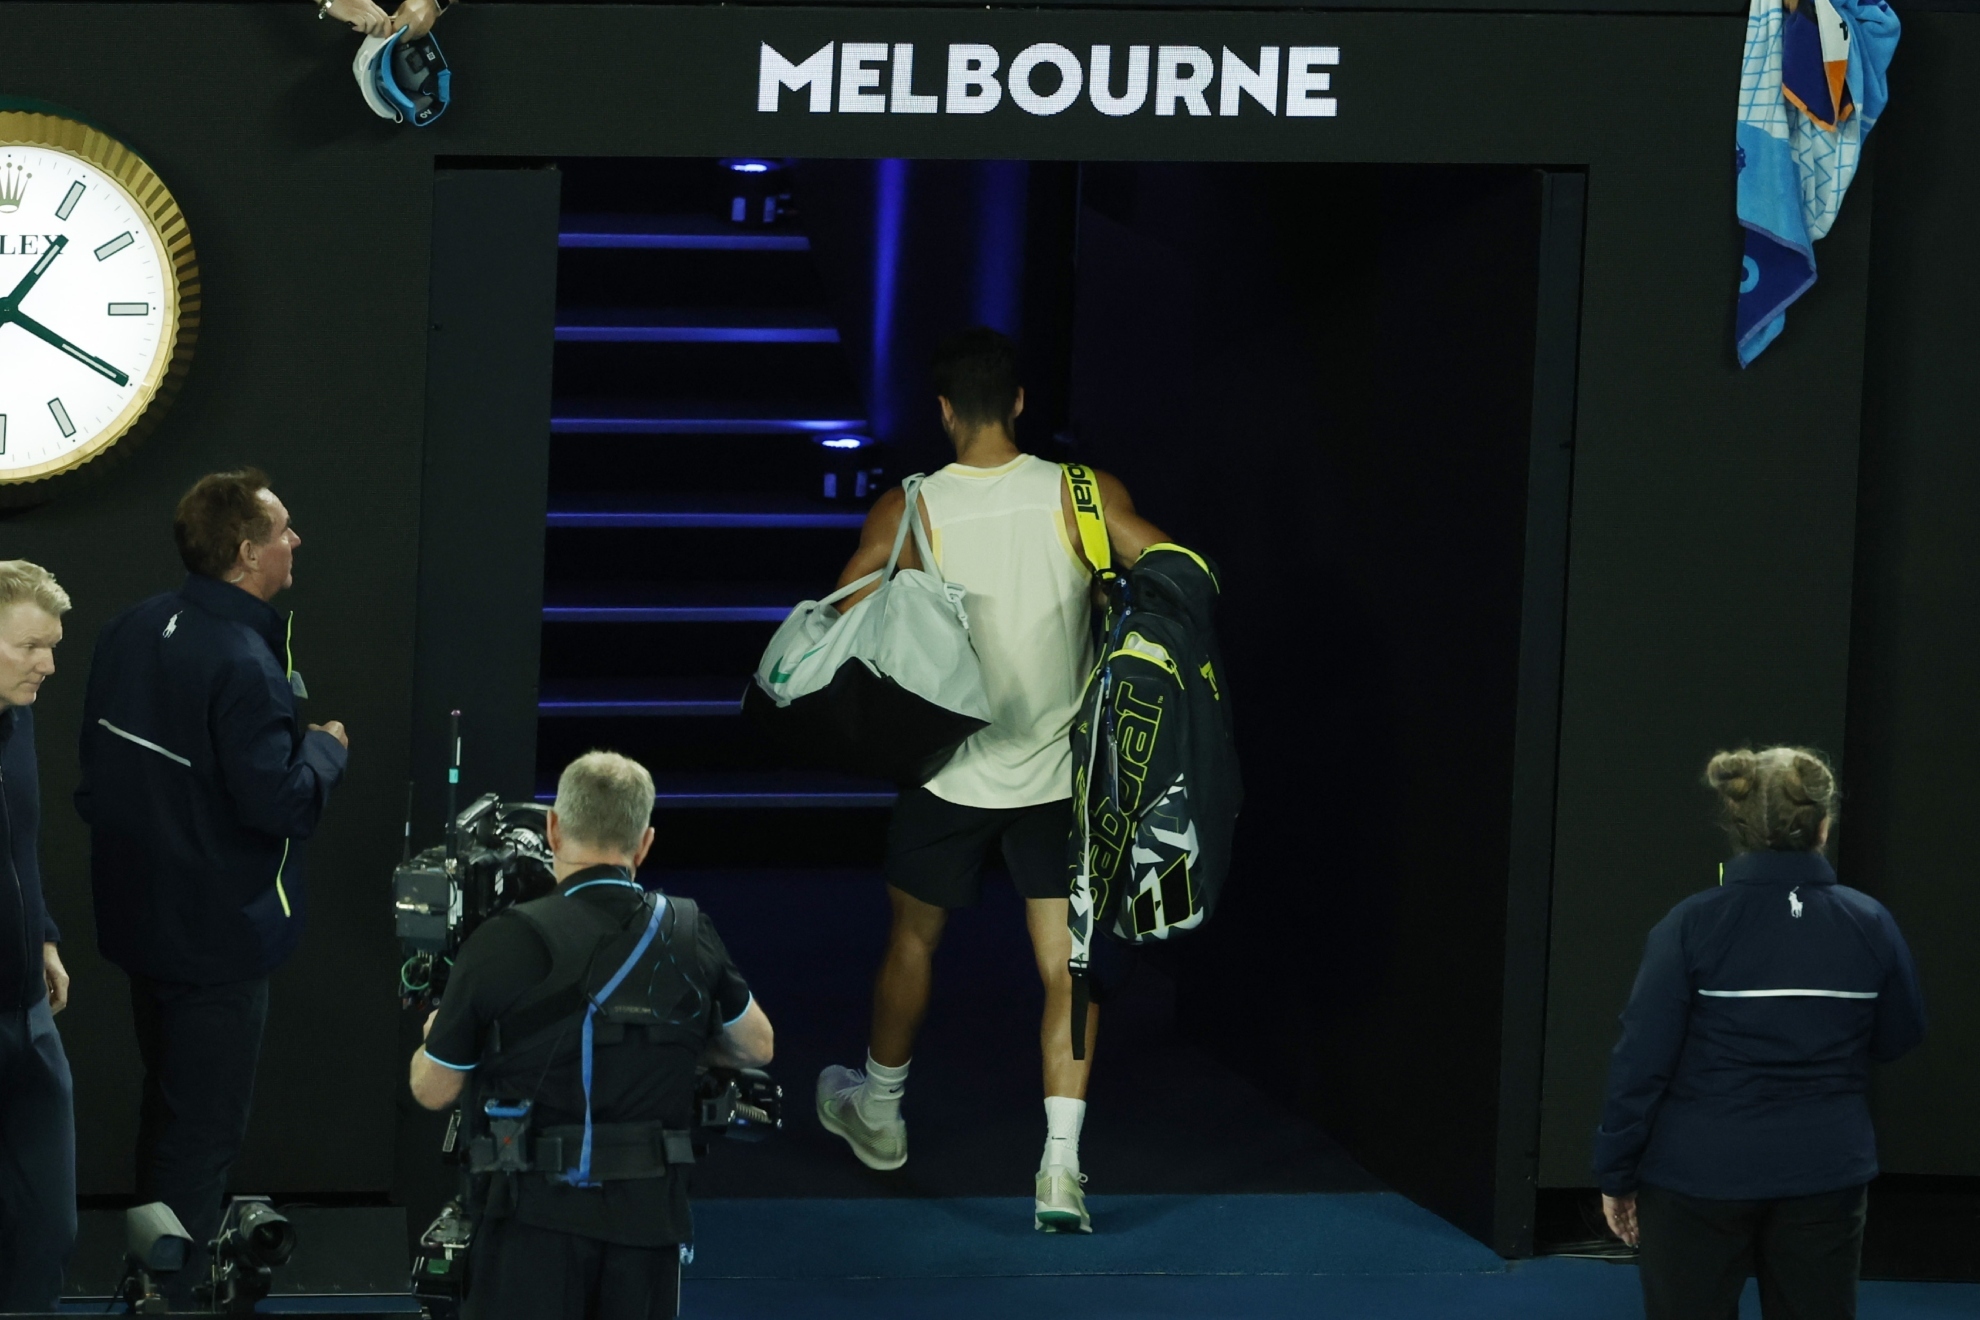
[539,165,895,864]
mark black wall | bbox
[1842,9,1980,1177]
[1531,121,1876,1184]
[409,168,560,837]
[6,1,1928,1236]
[1067,162,1556,1245]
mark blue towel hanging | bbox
[1734,0,1900,367]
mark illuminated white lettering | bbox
[839,43,889,113]
[750,36,1343,121]
[1286,46,1340,118]
[1009,43,1084,116]
[1219,46,1280,116]
[891,43,939,113]
[1154,46,1214,117]
[1088,45,1150,117]
[946,44,1003,114]
[757,41,835,113]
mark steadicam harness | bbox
[468,876,709,1190]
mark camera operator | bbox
[410,751,772,1320]
[76,469,349,1299]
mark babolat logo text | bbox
[757,43,1339,118]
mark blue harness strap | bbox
[561,895,666,1188]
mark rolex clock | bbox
[0,109,198,502]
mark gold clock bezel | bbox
[0,111,199,491]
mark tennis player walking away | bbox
[815,327,1167,1234]
[1596,747,1926,1320]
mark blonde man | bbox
[0,560,75,1311]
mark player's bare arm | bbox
[1060,468,1171,571]
[833,487,923,611]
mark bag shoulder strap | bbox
[811,475,940,611]
[1062,463,1111,576]
[887,475,943,581]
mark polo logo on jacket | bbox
[162,612,179,639]
[1789,887,1804,918]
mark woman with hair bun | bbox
[1594,747,1925,1320]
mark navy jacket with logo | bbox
[77,574,348,983]
[1594,848,1925,1200]
[0,704,60,1011]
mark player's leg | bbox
[818,788,992,1170]
[869,886,949,1068]
[1025,896,1098,1101]
[1025,895,1097,1232]
[1008,799,1096,1233]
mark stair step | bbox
[552,400,869,437]
[546,495,867,530]
[538,677,746,718]
[559,214,810,252]
[555,308,840,345]
[534,772,897,810]
[541,584,809,624]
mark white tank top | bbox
[917,454,1093,809]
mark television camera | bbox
[392,788,554,1009]
[119,1197,297,1315]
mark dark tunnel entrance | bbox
[416,154,1580,1248]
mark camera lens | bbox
[234,1204,298,1268]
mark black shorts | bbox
[884,788,1074,909]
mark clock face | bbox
[0,115,196,491]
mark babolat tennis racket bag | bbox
[1061,467,1240,1057]
[744,475,992,785]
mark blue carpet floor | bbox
[672,1194,1980,1318]
[681,1264,1980,1319]
[55,1191,1980,1317]
[689,1192,1502,1279]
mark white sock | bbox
[855,1053,909,1126]
[1042,1095,1086,1172]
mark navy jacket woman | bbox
[1595,848,1925,1200]
[0,704,58,1010]
[76,574,347,984]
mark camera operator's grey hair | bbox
[552,751,655,858]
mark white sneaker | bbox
[816,1065,907,1171]
[1034,1165,1092,1233]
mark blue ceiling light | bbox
[721,158,783,175]
[819,435,873,450]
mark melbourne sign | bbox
[757,42,1340,119]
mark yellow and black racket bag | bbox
[1060,467,1241,1054]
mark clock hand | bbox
[0,234,68,312]
[1,308,131,387]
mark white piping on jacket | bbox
[98,719,191,768]
[1698,988,1879,1000]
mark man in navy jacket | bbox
[0,561,76,1312]
[78,470,349,1291]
